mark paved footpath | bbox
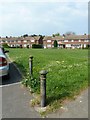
[46,88,88,118]
[2,83,40,118]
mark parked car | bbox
[0,47,9,78]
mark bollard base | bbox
[34,106,47,113]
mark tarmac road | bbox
[1,62,40,118]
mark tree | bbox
[31,34,37,37]
[54,40,58,48]
[6,36,8,38]
[2,43,9,48]
[23,34,28,38]
[65,31,75,36]
[52,33,60,37]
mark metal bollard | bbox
[29,56,33,78]
[39,70,48,107]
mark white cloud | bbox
[0,1,88,36]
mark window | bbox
[47,40,51,42]
[71,40,74,42]
[47,44,51,47]
[66,44,71,47]
[64,40,68,42]
[84,40,89,42]
[31,40,34,42]
[44,45,46,49]
[23,44,27,47]
[24,40,27,42]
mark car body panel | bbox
[0,47,9,77]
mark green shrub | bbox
[54,40,58,48]
[85,44,90,49]
[32,44,43,48]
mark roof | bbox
[0,35,89,42]
[53,36,64,40]
[43,36,53,41]
[33,36,41,40]
[53,35,89,40]
[64,35,88,40]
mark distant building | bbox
[0,34,90,49]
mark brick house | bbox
[0,36,43,48]
[0,34,90,49]
[43,36,54,48]
[44,34,90,49]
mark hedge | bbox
[32,44,43,48]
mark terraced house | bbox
[0,36,43,48]
[43,34,90,49]
[0,34,90,49]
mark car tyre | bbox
[6,73,10,79]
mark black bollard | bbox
[29,56,33,78]
[39,70,48,107]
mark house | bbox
[52,34,90,49]
[0,34,90,49]
[62,34,89,49]
[0,36,43,48]
[43,36,54,48]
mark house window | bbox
[44,45,46,49]
[66,44,71,47]
[23,44,27,47]
[47,44,51,48]
[64,40,68,42]
[71,40,74,42]
[47,40,51,42]
[31,40,34,42]
[84,44,86,48]
[84,40,89,42]
[24,40,27,42]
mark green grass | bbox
[7,48,88,109]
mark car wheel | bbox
[6,73,10,79]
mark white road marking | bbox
[0,82,21,88]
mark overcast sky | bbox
[0,0,89,37]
